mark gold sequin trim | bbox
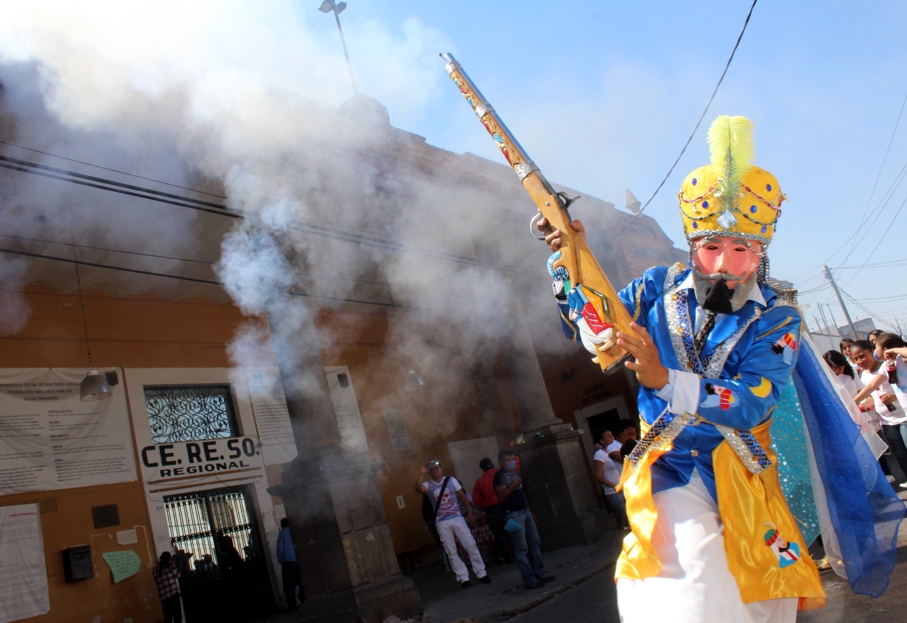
[755,317,793,342]
[631,284,644,324]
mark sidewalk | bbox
[250,529,626,623]
[417,530,626,623]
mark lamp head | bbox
[80,369,112,401]
[404,369,424,392]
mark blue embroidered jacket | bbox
[559,264,801,501]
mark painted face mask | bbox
[691,237,761,287]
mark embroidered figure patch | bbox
[764,525,800,568]
[567,285,614,336]
[771,332,798,365]
[702,384,737,410]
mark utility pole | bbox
[823,265,858,339]
[817,304,833,336]
[826,305,843,337]
[319,1,358,94]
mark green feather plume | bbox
[707,115,754,212]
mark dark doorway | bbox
[585,408,621,445]
[164,486,274,621]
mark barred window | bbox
[144,385,239,443]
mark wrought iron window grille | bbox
[144,385,239,443]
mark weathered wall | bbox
[0,285,266,623]
[0,283,530,604]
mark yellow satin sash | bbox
[616,419,825,610]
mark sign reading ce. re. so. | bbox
[139,437,262,480]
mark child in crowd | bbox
[850,339,907,487]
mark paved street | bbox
[258,497,907,623]
[502,547,907,623]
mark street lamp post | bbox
[319,0,357,94]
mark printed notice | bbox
[0,369,136,495]
[383,409,412,452]
[101,550,142,583]
[245,368,297,465]
[0,504,49,623]
[326,367,367,453]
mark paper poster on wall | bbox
[383,409,412,452]
[101,550,142,584]
[0,504,50,623]
[244,368,297,465]
[325,366,367,453]
[0,368,136,495]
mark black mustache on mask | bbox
[702,279,734,314]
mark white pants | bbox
[617,470,798,623]
[436,516,487,583]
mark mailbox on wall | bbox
[62,545,93,582]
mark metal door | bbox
[164,486,273,621]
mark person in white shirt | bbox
[414,460,489,587]
[851,340,907,488]
[822,350,864,398]
[593,430,628,529]
[877,333,907,400]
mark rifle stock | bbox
[441,53,636,372]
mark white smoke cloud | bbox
[0,0,565,456]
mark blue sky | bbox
[334,0,907,334]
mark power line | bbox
[0,233,214,265]
[837,258,907,269]
[843,87,907,261]
[0,156,239,218]
[839,287,906,332]
[0,247,409,309]
[790,88,907,281]
[0,152,485,266]
[608,0,758,243]
[841,191,907,288]
[0,232,394,288]
[0,139,228,199]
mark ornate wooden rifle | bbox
[440,53,636,372]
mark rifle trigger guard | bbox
[529,212,550,240]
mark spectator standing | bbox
[594,430,628,529]
[608,420,638,464]
[457,492,494,565]
[152,552,182,623]
[840,338,857,369]
[823,349,890,479]
[415,460,489,587]
[851,340,907,486]
[494,449,552,589]
[823,350,864,398]
[276,518,302,612]
[472,457,514,563]
[420,489,450,571]
[877,333,907,399]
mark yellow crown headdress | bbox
[679,116,786,246]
